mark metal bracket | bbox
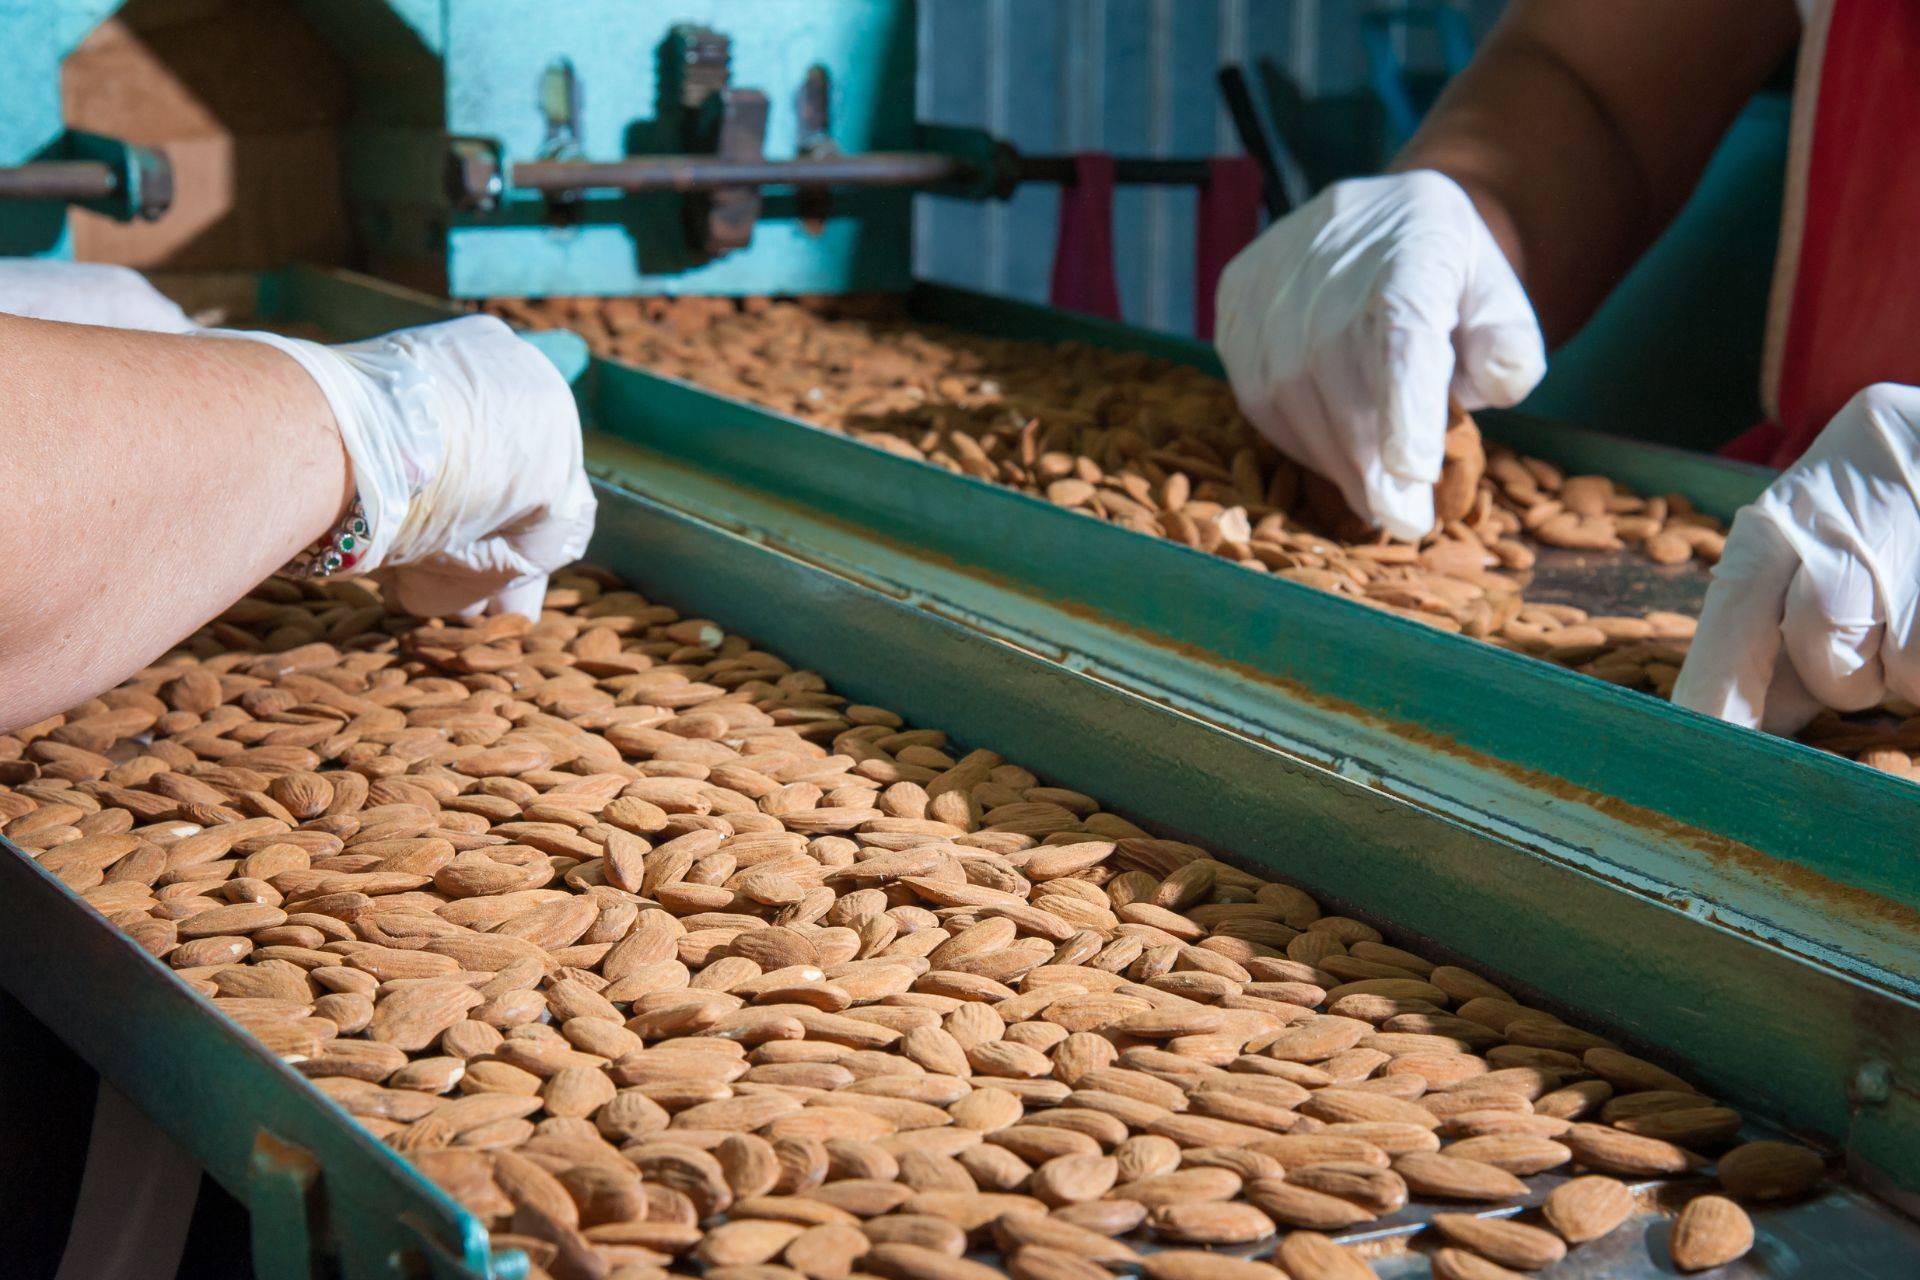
[536,58,584,163]
[665,24,769,258]
[247,1132,325,1280]
[444,136,506,214]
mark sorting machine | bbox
[0,3,1916,1277]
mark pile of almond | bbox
[2,566,1830,1279]
[487,294,1920,781]
[484,296,1720,677]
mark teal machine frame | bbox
[1,265,1915,1279]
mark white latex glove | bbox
[210,314,596,619]
[1215,170,1546,539]
[1674,384,1920,734]
[0,260,193,332]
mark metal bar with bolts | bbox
[0,161,119,204]
[504,151,1233,202]
[509,151,972,196]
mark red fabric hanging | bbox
[1193,156,1265,340]
[1724,0,1920,466]
[1048,153,1122,321]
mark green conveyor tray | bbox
[5,265,1910,1278]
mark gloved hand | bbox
[0,260,193,332]
[212,315,596,619]
[1674,384,1920,734]
[1214,170,1546,540]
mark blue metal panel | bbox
[990,0,1066,300]
[442,0,917,297]
[1154,0,1230,333]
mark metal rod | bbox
[1216,65,1292,218]
[506,150,1229,202]
[510,151,972,195]
[0,161,118,204]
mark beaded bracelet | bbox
[284,498,370,579]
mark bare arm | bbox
[1395,0,1801,344]
[0,316,350,729]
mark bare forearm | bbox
[1394,0,1798,344]
[0,317,350,729]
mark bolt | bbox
[1853,1060,1892,1105]
[444,138,504,213]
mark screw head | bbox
[444,139,504,213]
[1853,1060,1892,1104]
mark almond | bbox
[1275,1230,1374,1280]
[1716,1139,1825,1200]
[1431,1213,1567,1270]
[1562,1123,1695,1176]
[1669,1195,1754,1271]
[1146,1201,1275,1245]
[1430,1248,1529,1280]
[1542,1175,1635,1244]
[1393,1153,1529,1202]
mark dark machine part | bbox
[1216,64,1299,217]
[664,24,768,257]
